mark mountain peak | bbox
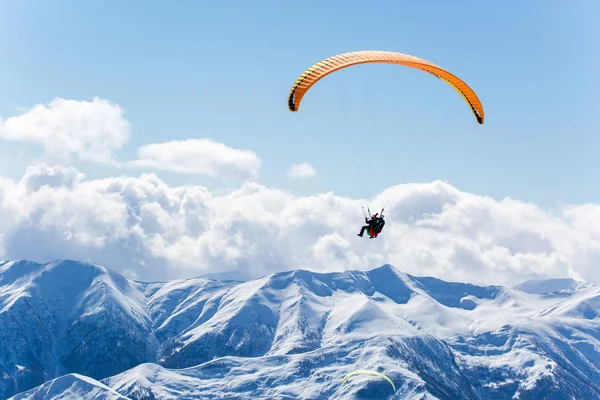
[513,277,586,294]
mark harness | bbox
[369,217,384,237]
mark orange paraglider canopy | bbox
[287,50,484,124]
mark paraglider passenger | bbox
[358,213,385,239]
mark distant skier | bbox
[358,212,385,239]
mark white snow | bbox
[11,373,129,400]
[513,277,585,295]
[2,259,600,399]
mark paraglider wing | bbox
[341,369,396,391]
[287,50,484,124]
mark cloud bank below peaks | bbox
[0,163,598,286]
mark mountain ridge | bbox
[1,258,598,399]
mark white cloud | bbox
[0,98,260,183]
[0,164,599,286]
[19,164,84,192]
[288,163,317,179]
[0,98,129,165]
[127,138,261,181]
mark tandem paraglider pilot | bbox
[358,212,385,239]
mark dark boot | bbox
[358,225,369,237]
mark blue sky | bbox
[1,0,599,207]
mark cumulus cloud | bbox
[127,138,261,181]
[0,164,599,286]
[0,98,129,164]
[288,163,317,179]
[19,164,84,192]
[0,98,260,183]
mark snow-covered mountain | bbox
[2,259,599,399]
[512,277,585,295]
